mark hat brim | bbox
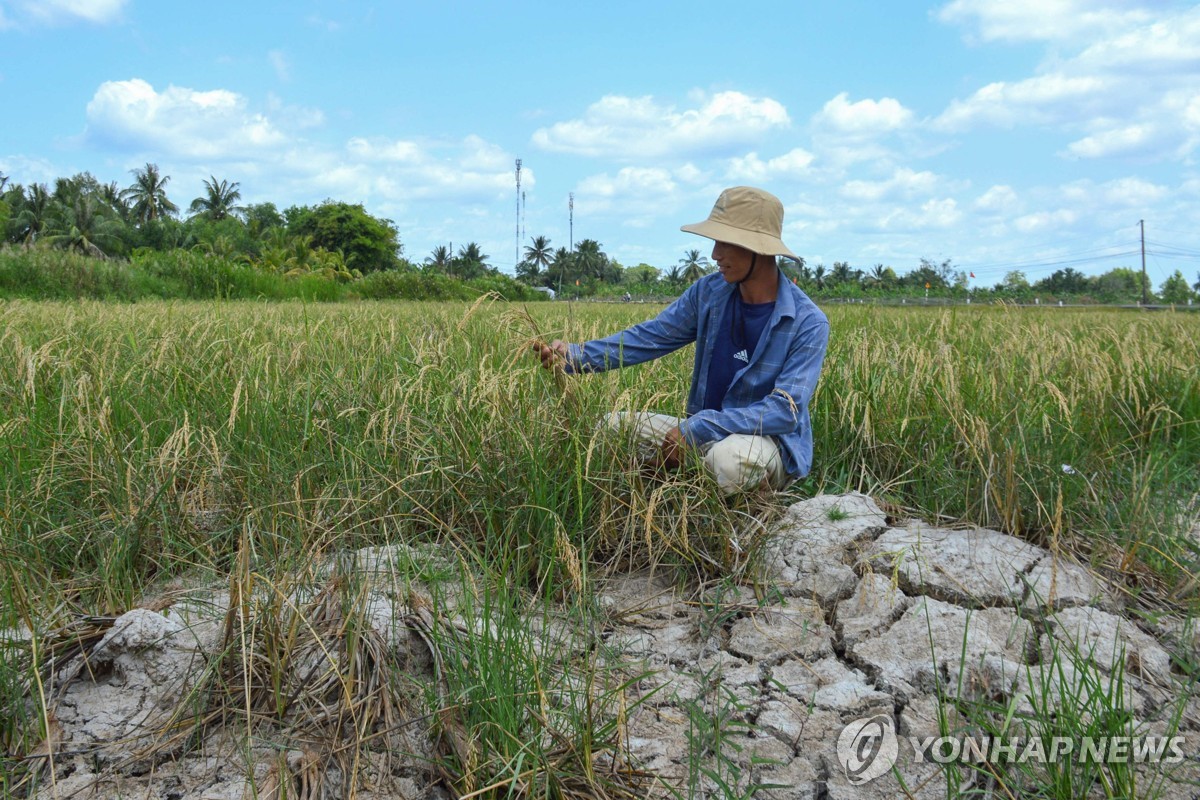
[680,218,798,260]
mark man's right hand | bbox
[534,339,569,371]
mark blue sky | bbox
[2,0,1199,288]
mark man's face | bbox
[712,241,755,283]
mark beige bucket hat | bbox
[681,186,797,259]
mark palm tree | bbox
[454,242,488,279]
[665,265,683,289]
[46,195,121,257]
[550,247,573,292]
[14,183,54,245]
[426,245,452,272]
[813,264,827,289]
[123,163,178,225]
[188,176,244,221]
[574,239,604,281]
[524,235,553,273]
[98,181,130,221]
[830,261,854,285]
[680,248,709,283]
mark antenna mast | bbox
[1140,219,1148,305]
[514,159,522,269]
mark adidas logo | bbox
[733,349,749,363]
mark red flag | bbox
[970,272,976,278]
[793,277,798,285]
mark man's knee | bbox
[703,435,785,493]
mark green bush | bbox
[0,246,140,300]
[0,247,546,303]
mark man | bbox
[535,186,829,493]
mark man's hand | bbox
[658,426,686,469]
[533,339,569,371]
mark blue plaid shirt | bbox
[565,272,829,478]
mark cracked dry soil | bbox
[19,493,1200,799]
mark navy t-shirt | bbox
[703,293,776,411]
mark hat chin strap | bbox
[737,253,758,286]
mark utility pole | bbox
[1140,219,1148,305]
[514,159,522,270]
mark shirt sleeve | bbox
[678,315,829,445]
[564,284,702,374]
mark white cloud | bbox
[347,137,422,163]
[974,185,1019,213]
[4,0,127,26]
[935,74,1107,131]
[532,91,789,159]
[78,78,527,219]
[573,167,684,225]
[85,79,287,159]
[933,5,1200,164]
[879,198,963,232]
[1065,123,1157,158]
[726,147,815,181]
[459,135,510,172]
[841,168,941,202]
[578,167,676,199]
[1014,208,1079,233]
[1062,177,1167,207]
[815,92,913,135]
[936,0,1152,44]
[1074,11,1200,74]
[268,50,290,82]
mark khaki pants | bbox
[600,412,788,494]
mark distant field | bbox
[1,298,1197,616]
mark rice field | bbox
[0,297,1197,796]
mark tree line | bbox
[2,165,1196,305]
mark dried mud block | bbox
[727,601,833,664]
[866,523,1047,607]
[849,597,1034,703]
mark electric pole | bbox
[1140,219,1148,305]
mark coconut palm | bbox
[550,247,574,292]
[13,183,54,245]
[830,261,858,286]
[524,235,553,273]
[813,264,826,289]
[45,195,122,257]
[665,265,683,289]
[123,163,178,225]
[574,239,604,281]
[189,176,244,221]
[454,242,488,279]
[426,245,452,272]
[680,248,709,283]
